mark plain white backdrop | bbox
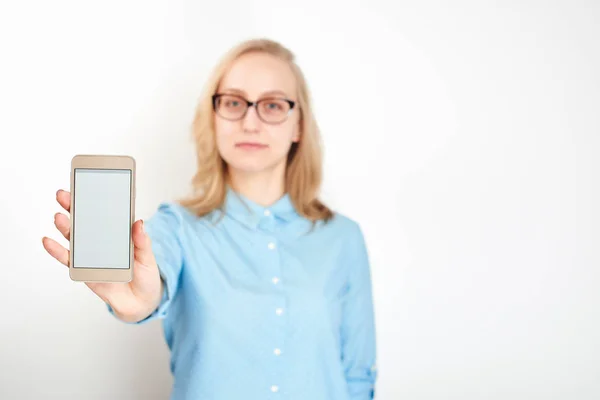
[1,1,598,399]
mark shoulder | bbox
[145,201,216,234]
[326,211,359,230]
[320,212,371,271]
[146,201,184,226]
[318,211,367,246]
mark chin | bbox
[226,159,273,174]
[221,147,286,175]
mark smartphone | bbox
[69,155,136,283]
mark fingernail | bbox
[141,220,144,233]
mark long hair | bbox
[178,38,333,223]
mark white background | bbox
[1,1,598,399]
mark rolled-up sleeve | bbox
[107,202,184,324]
[341,223,378,399]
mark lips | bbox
[235,142,268,149]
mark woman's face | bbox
[214,52,300,175]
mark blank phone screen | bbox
[72,168,132,269]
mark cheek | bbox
[215,120,237,150]
[267,122,299,149]
[264,129,294,157]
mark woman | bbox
[43,38,377,400]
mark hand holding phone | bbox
[42,155,163,323]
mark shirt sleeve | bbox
[107,202,185,324]
[341,222,378,399]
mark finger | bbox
[42,236,70,267]
[54,212,71,241]
[133,220,156,267]
[56,189,71,213]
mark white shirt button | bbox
[268,242,276,250]
[264,209,271,217]
[275,308,284,316]
[272,277,280,284]
[274,348,282,356]
[271,385,279,393]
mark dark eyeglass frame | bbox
[212,93,296,124]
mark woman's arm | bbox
[340,222,378,399]
[107,202,184,324]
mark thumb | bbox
[133,220,156,267]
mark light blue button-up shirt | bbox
[109,188,377,399]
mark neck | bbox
[228,164,286,207]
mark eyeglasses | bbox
[212,93,296,124]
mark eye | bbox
[266,102,282,110]
[218,95,245,109]
[259,99,289,115]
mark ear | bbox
[291,123,301,143]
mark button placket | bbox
[269,235,287,397]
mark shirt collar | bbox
[222,186,300,230]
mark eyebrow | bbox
[221,88,290,98]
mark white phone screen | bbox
[72,168,132,269]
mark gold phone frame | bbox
[69,154,135,283]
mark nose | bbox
[242,104,261,132]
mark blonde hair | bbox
[178,38,333,223]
